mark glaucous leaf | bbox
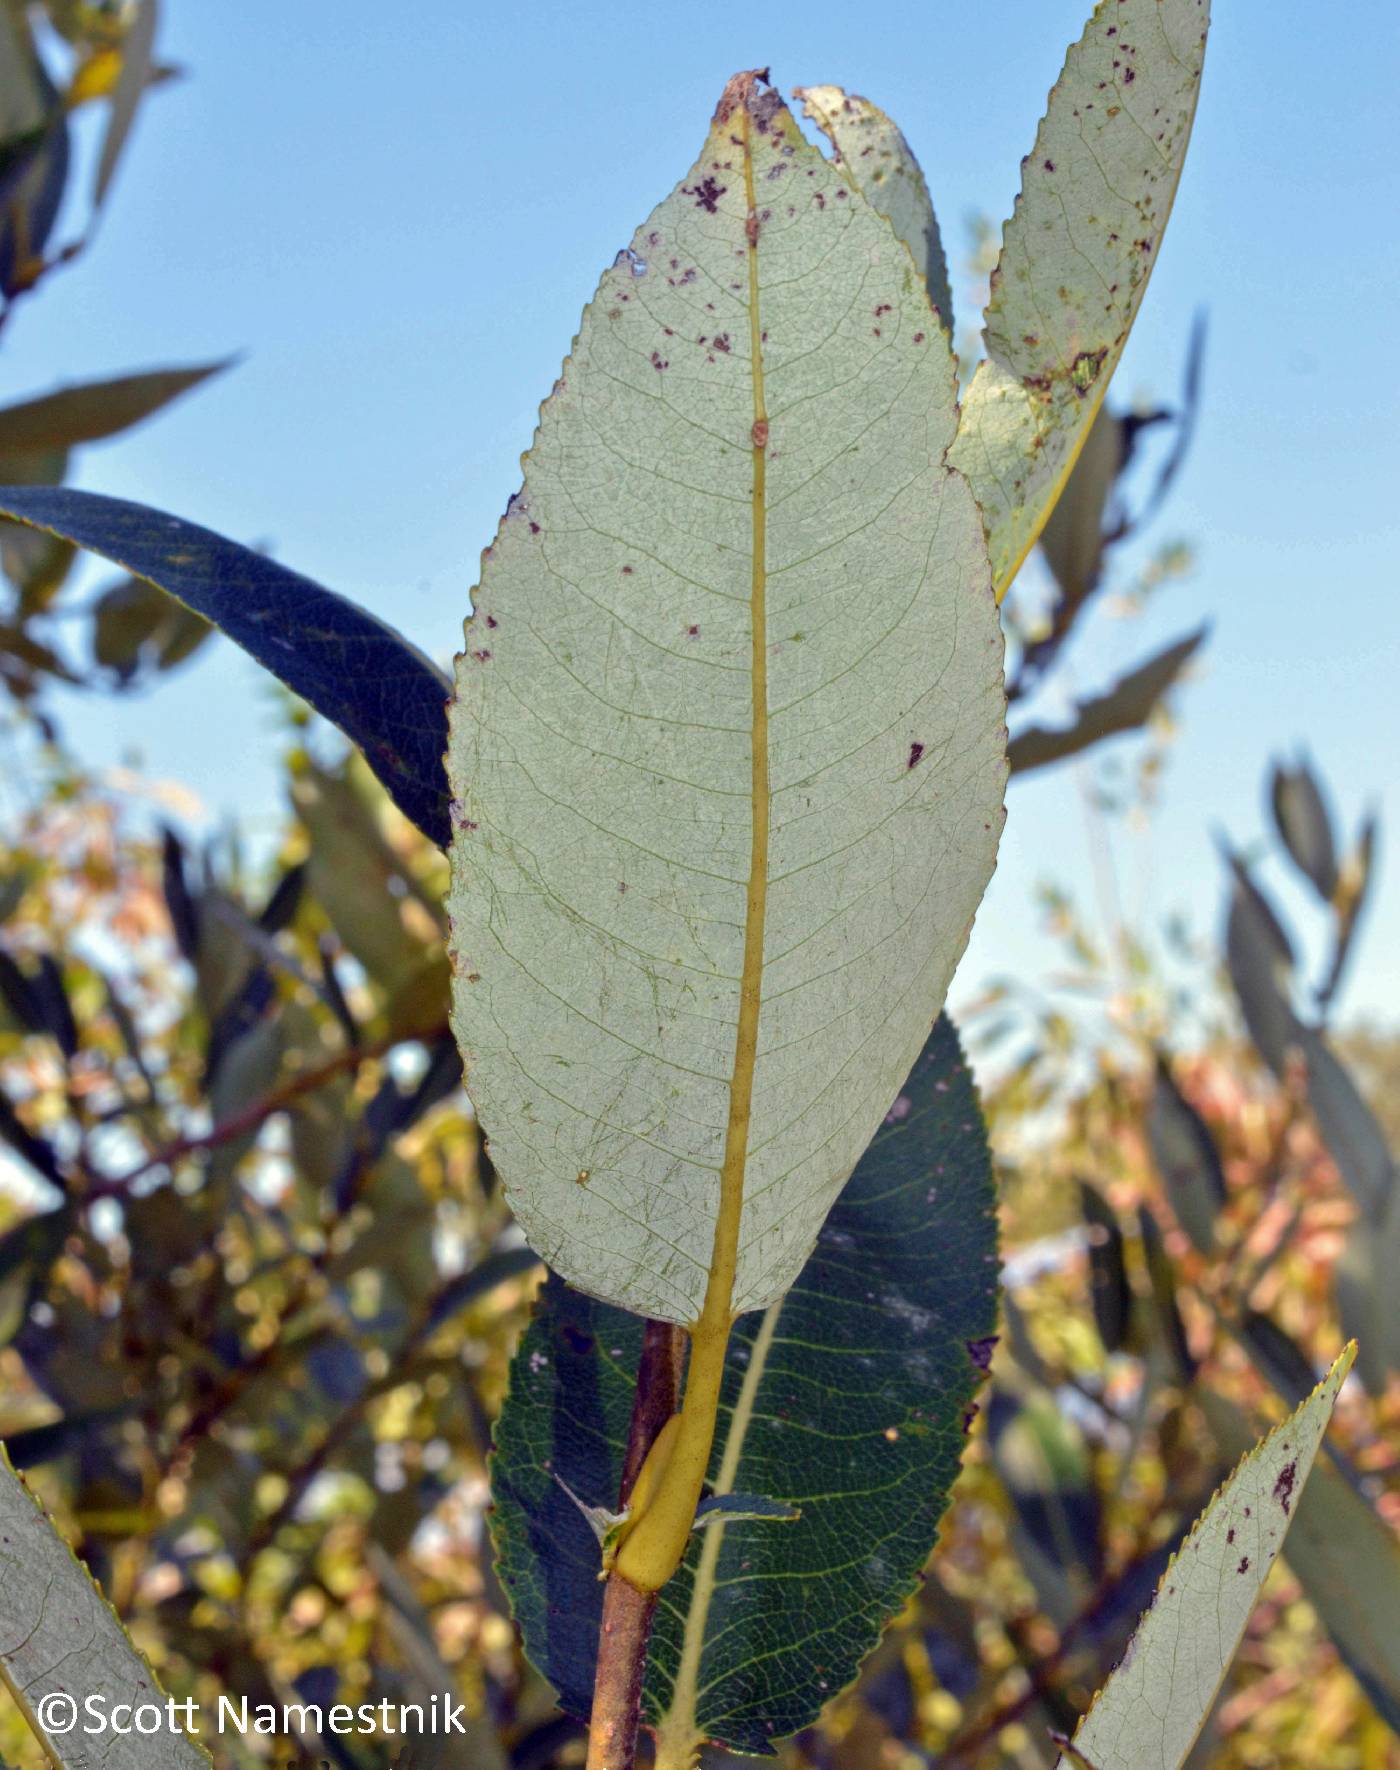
[446,73,1006,1325]
[490,1016,996,1759]
[1056,1347,1353,1770]
[795,84,953,330]
[949,0,1211,599]
[0,488,454,846]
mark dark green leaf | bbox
[1037,403,1122,610]
[1300,1028,1395,1221]
[0,10,67,299]
[989,1388,1103,1626]
[0,489,453,846]
[1270,756,1339,902]
[1237,1310,1319,1411]
[257,861,307,936]
[1137,1204,1195,1381]
[2,1405,131,1469]
[1078,1180,1130,1354]
[0,361,229,454]
[0,947,43,1034]
[1222,852,1298,1074]
[1145,1054,1225,1255]
[160,826,200,962]
[32,952,78,1059]
[0,1094,66,1191]
[489,1015,996,1756]
[423,1245,540,1334]
[0,444,74,610]
[1008,628,1206,776]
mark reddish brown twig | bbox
[587,1320,685,1770]
[89,1020,449,1198]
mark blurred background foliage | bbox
[1,4,1398,1767]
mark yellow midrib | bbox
[609,88,771,1596]
[652,1298,784,1770]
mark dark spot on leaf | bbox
[683,176,727,213]
[907,741,926,770]
[1043,158,1056,172]
[486,614,498,627]
[966,1335,998,1374]
[687,625,700,638]
[914,331,925,344]
[472,649,492,662]
[1237,1555,1250,1573]
[712,333,732,353]
[1273,1461,1297,1515]
[1070,348,1108,396]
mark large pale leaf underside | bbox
[1057,1347,1353,1770]
[447,78,1005,1324]
[949,0,1210,598]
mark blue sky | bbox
[10,0,1399,1033]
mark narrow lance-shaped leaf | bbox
[949,0,1211,599]
[1146,1051,1226,1256]
[490,1015,997,1760]
[92,0,158,214]
[0,361,231,454]
[0,488,453,848]
[795,84,953,332]
[1270,756,1339,902]
[1055,1346,1353,1770]
[446,72,1006,1325]
[1200,1375,1400,1737]
[0,1447,210,1767]
[1008,626,1205,776]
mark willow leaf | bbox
[1201,1380,1400,1734]
[950,0,1211,599]
[0,1447,209,1767]
[490,1015,997,1760]
[1056,1347,1354,1770]
[446,73,1006,1326]
[0,488,453,847]
[795,84,953,332]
